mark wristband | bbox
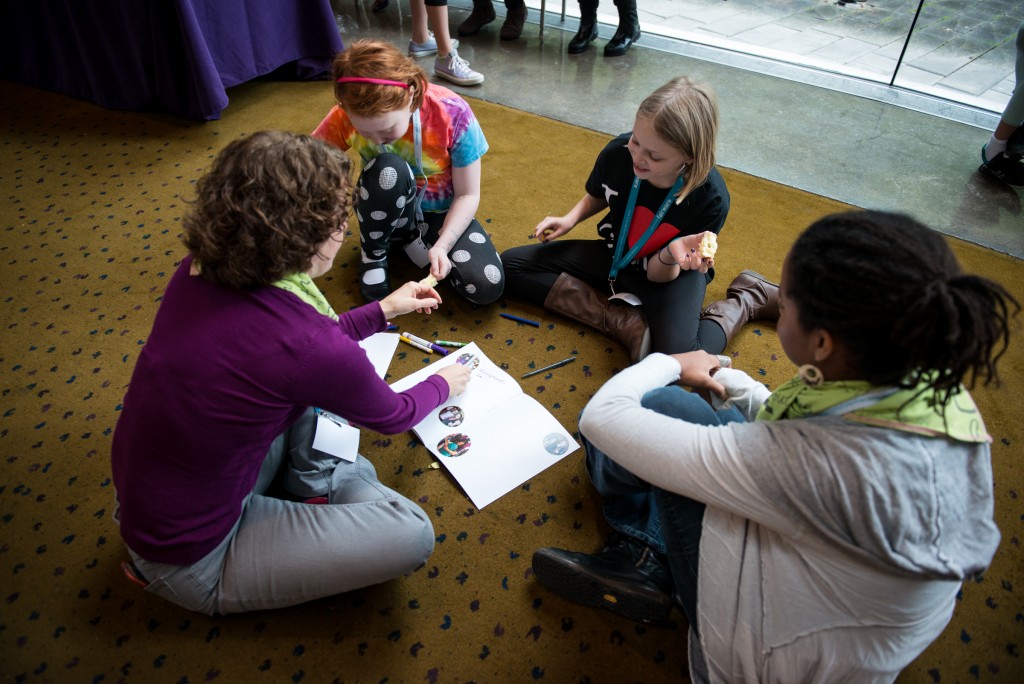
[657,245,677,266]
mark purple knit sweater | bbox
[111,255,448,564]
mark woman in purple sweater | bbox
[111,131,471,615]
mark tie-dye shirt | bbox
[312,84,488,213]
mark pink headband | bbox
[336,77,409,89]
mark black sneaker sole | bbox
[531,548,674,626]
[979,162,1024,188]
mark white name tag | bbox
[312,411,359,462]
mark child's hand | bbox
[664,232,716,273]
[427,245,453,280]
[533,216,574,243]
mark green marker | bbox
[435,340,467,347]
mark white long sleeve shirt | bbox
[578,354,999,683]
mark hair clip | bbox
[336,77,409,89]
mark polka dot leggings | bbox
[355,153,504,305]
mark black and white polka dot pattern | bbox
[352,152,504,305]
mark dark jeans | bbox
[581,385,744,631]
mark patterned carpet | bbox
[1,77,1021,683]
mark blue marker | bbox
[500,312,540,327]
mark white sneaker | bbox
[433,48,484,86]
[408,33,458,57]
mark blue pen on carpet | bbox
[521,356,576,378]
[500,312,540,327]
[387,324,399,331]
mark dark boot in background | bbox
[458,0,496,36]
[543,272,651,364]
[568,0,599,54]
[700,269,780,346]
[604,0,640,56]
[500,0,527,40]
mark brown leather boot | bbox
[500,2,527,40]
[543,273,651,364]
[458,0,497,36]
[700,269,780,345]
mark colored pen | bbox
[521,356,576,378]
[435,340,467,348]
[500,312,540,327]
[398,334,433,354]
[386,324,399,331]
[402,332,433,347]
[402,331,451,356]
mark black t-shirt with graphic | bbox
[585,132,730,273]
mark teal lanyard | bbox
[378,110,428,222]
[608,174,685,293]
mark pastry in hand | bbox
[419,274,438,288]
[698,231,718,259]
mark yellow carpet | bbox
[1,77,1021,683]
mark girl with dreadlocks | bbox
[531,210,1018,682]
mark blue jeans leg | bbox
[583,386,744,631]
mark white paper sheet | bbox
[358,332,401,379]
[391,343,579,508]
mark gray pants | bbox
[122,409,435,615]
[1006,21,1024,125]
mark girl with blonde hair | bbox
[502,76,773,363]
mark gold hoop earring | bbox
[798,364,824,387]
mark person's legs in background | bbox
[500,0,527,40]
[457,1,526,41]
[410,0,485,86]
[603,0,641,57]
[567,0,600,54]
[458,0,496,36]
[979,20,1024,187]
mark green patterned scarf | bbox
[756,374,990,443]
[271,272,338,321]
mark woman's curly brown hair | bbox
[182,131,353,289]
